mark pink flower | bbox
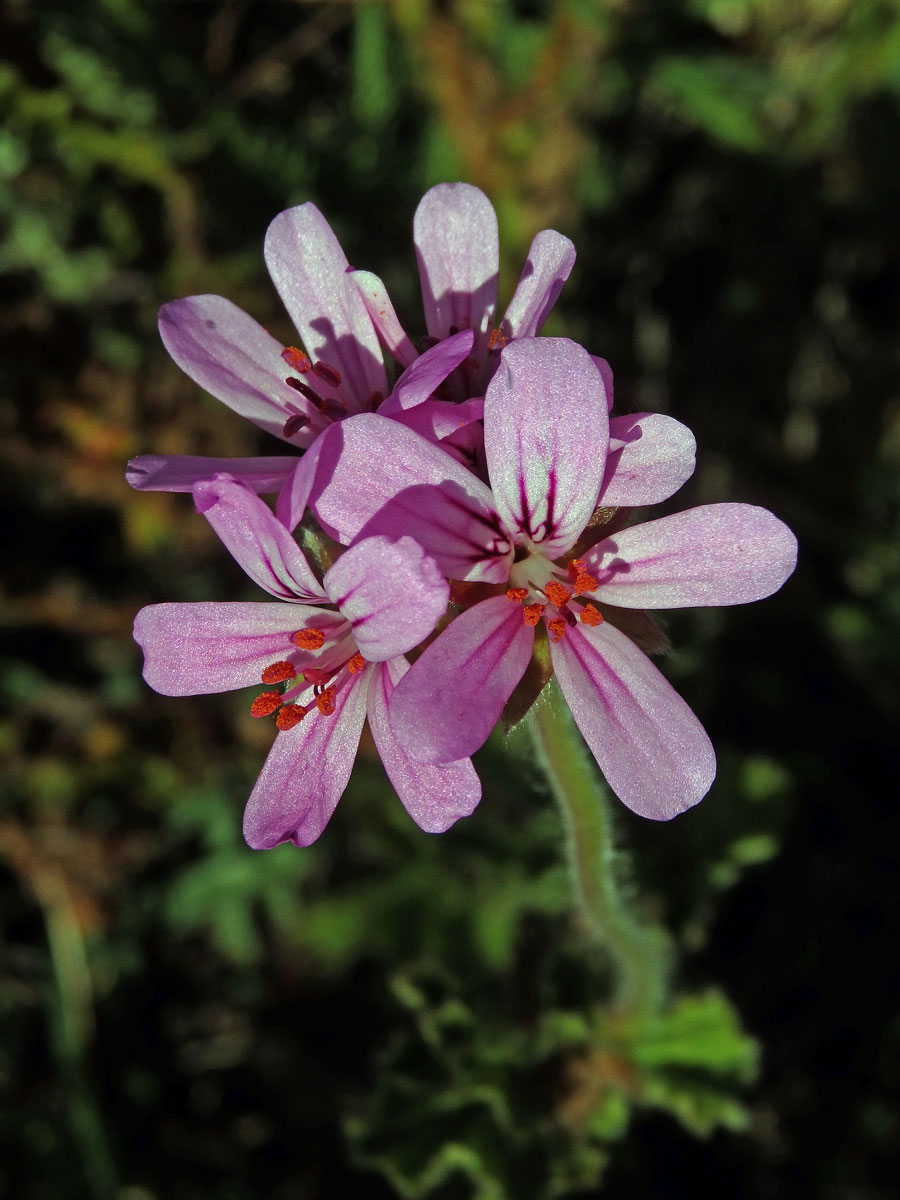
[127,201,486,495]
[133,476,479,847]
[296,337,798,821]
[350,181,580,398]
[128,182,587,497]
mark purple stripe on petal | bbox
[582,503,799,609]
[323,535,449,662]
[550,621,716,820]
[243,666,371,849]
[485,338,609,556]
[414,183,499,360]
[158,296,311,444]
[194,475,326,602]
[598,414,696,507]
[311,414,510,583]
[367,659,481,832]
[389,595,534,764]
[133,601,336,695]
[500,229,576,340]
[264,204,387,406]
[127,455,297,494]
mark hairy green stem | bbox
[529,683,671,1018]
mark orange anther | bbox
[347,651,366,674]
[566,559,584,580]
[292,628,325,650]
[250,690,282,718]
[507,587,529,603]
[315,686,336,716]
[573,571,599,595]
[580,603,604,627]
[523,603,545,627]
[547,617,567,643]
[487,328,508,351]
[281,346,311,373]
[544,580,572,608]
[261,661,297,684]
[276,704,306,731]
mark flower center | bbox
[248,624,365,731]
[505,554,602,642]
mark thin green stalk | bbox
[528,682,671,1018]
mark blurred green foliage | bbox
[2,0,899,1197]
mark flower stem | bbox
[528,682,671,1018]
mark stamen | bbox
[346,652,366,674]
[544,580,572,608]
[312,360,342,388]
[283,413,310,438]
[487,328,508,352]
[507,587,529,603]
[573,571,599,595]
[580,603,604,627]
[315,686,336,716]
[261,661,297,684]
[292,628,325,650]
[523,603,546,627]
[282,346,311,373]
[567,559,585,580]
[275,703,306,731]
[547,617,567,643]
[286,376,325,407]
[250,690,282,718]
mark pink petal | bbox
[264,204,387,406]
[593,356,614,413]
[193,475,325,601]
[390,396,484,444]
[413,183,498,358]
[348,269,418,367]
[242,667,371,849]
[126,455,296,494]
[598,414,696,507]
[484,338,609,556]
[550,621,716,820]
[581,503,799,609]
[323,536,449,661]
[158,296,312,445]
[378,329,476,415]
[133,601,341,695]
[366,659,481,832]
[389,595,534,764]
[310,415,510,584]
[500,229,576,339]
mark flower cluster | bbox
[132,183,797,847]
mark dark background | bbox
[1,1,898,1196]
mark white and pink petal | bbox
[598,414,696,507]
[500,229,576,340]
[158,296,311,445]
[323,535,449,662]
[367,659,481,832]
[127,455,297,494]
[389,595,535,765]
[242,667,371,849]
[550,621,716,820]
[484,338,609,556]
[264,204,387,405]
[194,475,326,602]
[582,503,799,609]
